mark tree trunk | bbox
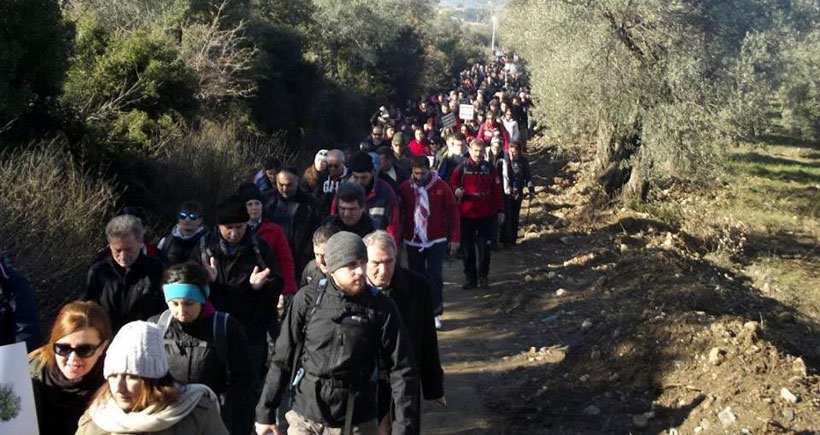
[622,150,650,202]
[594,110,643,196]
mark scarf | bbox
[412,172,438,247]
[89,383,217,433]
[171,225,205,241]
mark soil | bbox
[420,138,820,434]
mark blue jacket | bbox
[0,257,43,351]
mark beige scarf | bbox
[89,383,217,433]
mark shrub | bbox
[147,121,294,224]
[0,140,117,315]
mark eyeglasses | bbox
[178,212,199,221]
[54,342,103,358]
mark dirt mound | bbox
[476,137,820,433]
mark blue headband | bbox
[163,283,209,304]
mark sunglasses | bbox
[178,212,199,221]
[54,342,103,358]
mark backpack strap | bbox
[211,311,231,383]
[157,236,170,255]
[157,310,173,337]
[289,278,329,391]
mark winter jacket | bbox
[76,384,227,435]
[316,168,349,222]
[0,257,42,350]
[377,268,444,401]
[83,253,165,332]
[268,189,317,276]
[477,122,510,151]
[408,138,431,157]
[509,155,534,196]
[255,278,419,434]
[331,179,401,244]
[191,230,283,344]
[502,118,521,145]
[148,309,254,435]
[489,151,512,195]
[251,220,297,295]
[299,259,323,288]
[322,213,376,239]
[157,226,209,266]
[253,169,274,195]
[398,174,460,247]
[29,354,103,435]
[449,158,504,219]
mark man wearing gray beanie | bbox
[255,231,419,435]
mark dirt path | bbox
[421,254,532,434]
[417,138,820,434]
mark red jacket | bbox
[449,158,504,219]
[477,122,510,151]
[398,174,460,246]
[254,220,297,295]
[408,138,431,156]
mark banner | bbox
[0,342,39,434]
[459,104,474,121]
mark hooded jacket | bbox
[157,226,209,266]
[255,278,419,433]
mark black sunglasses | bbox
[178,212,199,221]
[53,342,103,358]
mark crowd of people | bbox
[0,56,537,435]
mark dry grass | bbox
[0,139,118,316]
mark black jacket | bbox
[322,214,376,239]
[300,259,324,288]
[29,355,104,435]
[192,230,283,344]
[82,253,165,332]
[256,278,419,433]
[149,310,255,435]
[379,268,444,401]
[157,226,209,266]
[268,190,317,275]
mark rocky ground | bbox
[421,137,820,434]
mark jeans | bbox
[460,216,494,283]
[406,241,447,316]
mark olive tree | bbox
[503,0,795,198]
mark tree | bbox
[502,0,805,198]
[0,0,71,133]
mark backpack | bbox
[156,310,231,382]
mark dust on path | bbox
[421,249,534,434]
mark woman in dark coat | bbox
[149,262,255,435]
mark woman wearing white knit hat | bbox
[75,321,227,434]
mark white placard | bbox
[459,104,474,121]
[0,342,39,434]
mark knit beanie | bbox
[237,182,263,203]
[391,132,405,146]
[217,195,250,225]
[104,321,169,379]
[350,151,374,173]
[163,283,209,304]
[324,231,367,273]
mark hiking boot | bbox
[434,316,443,330]
[478,276,489,288]
[462,280,477,289]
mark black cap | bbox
[217,195,249,225]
